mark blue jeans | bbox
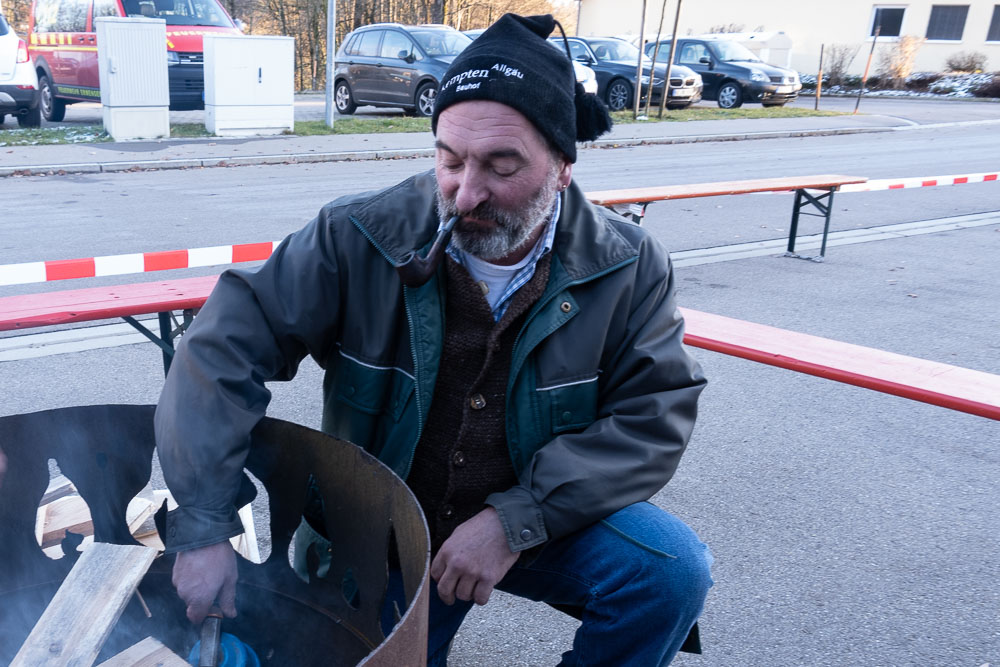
[413,502,713,666]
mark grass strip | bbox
[0,107,844,146]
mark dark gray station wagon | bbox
[334,23,471,117]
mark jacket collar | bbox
[350,170,639,281]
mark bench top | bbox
[680,307,1000,421]
[0,275,219,332]
[586,174,868,206]
[3,276,995,421]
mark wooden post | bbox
[643,0,669,117]
[633,0,647,118]
[11,543,157,667]
[815,43,824,110]
[658,0,683,118]
[855,25,879,115]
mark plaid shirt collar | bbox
[445,194,561,321]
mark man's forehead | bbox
[435,101,547,157]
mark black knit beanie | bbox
[431,13,612,163]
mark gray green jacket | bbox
[155,170,706,553]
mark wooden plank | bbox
[680,307,1000,421]
[11,542,157,667]
[0,275,218,332]
[96,637,188,667]
[586,174,868,206]
[40,495,93,548]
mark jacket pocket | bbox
[333,352,412,422]
[541,376,599,434]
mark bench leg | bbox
[784,187,837,262]
[121,309,198,377]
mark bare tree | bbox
[877,35,924,89]
[824,43,861,87]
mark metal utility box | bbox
[204,34,294,136]
[95,17,170,141]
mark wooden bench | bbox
[2,275,997,421]
[586,174,868,261]
[0,276,217,374]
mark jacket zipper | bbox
[351,214,427,478]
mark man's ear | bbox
[558,160,573,190]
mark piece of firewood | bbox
[40,495,93,548]
[96,636,188,667]
[10,542,157,667]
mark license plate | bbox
[670,88,692,97]
[776,85,793,93]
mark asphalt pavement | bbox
[1,97,998,666]
[3,94,1000,177]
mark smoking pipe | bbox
[395,215,460,287]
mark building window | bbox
[987,5,1000,41]
[926,5,969,40]
[870,6,905,37]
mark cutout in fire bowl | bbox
[0,405,430,666]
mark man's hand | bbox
[172,540,238,625]
[431,507,519,606]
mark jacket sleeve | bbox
[154,206,347,552]
[486,238,706,551]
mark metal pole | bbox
[325,0,336,128]
[657,0,682,118]
[633,0,647,119]
[815,43,823,110]
[854,25,879,115]
[643,0,669,117]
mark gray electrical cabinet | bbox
[95,17,169,140]
[204,34,294,136]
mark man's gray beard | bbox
[436,164,561,262]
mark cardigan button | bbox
[441,505,455,519]
[470,394,486,410]
[560,301,572,313]
[561,411,572,423]
[520,529,532,541]
[452,450,466,467]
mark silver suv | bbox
[0,12,41,127]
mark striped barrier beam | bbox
[2,170,996,287]
[0,242,279,287]
[837,171,998,193]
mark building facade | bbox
[578,0,1000,75]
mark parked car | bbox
[335,23,471,117]
[549,36,701,111]
[643,36,801,108]
[0,11,41,127]
[27,0,242,120]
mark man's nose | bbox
[454,167,489,213]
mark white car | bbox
[573,60,599,95]
[0,12,40,127]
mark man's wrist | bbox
[485,488,548,552]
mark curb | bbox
[0,125,897,178]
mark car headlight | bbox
[167,51,180,66]
[750,69,768,82]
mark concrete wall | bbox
[578,0,1000,75]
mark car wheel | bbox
[334,81,357,115]
[39,74,66,122]
[717,82,743,109]
[415,82,437,117]
[605,79,632,112]
[18,105,42,128]
[0,114,5,126]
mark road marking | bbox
[671,210,1000,267]
[2,211,997,361]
